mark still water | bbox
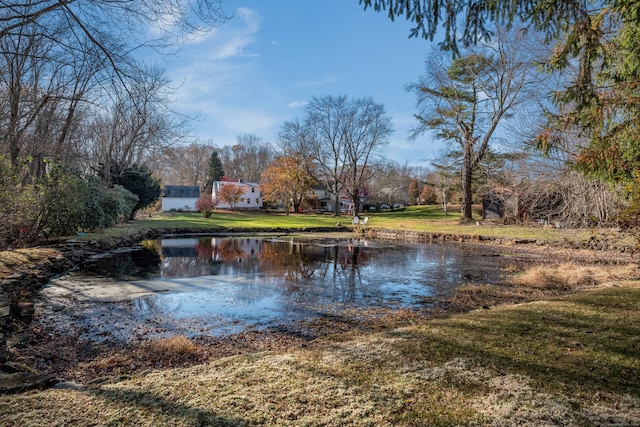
[36,235,509,342]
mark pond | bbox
[35,234,513,343]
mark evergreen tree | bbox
[207,150,225,186]
[100,162,161,219]
[409,27,542,221]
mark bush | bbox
[0,158,42,248]
[195,194,216,218]
[38,163,98,237]
[102,162,162,219]
[0,159,148,249]
[100,185,138,226]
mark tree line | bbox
[1,0,638,249]
[0,0,228,248]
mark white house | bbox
[212,180,263,210]
[161,185,200,211]
[306,186,365,214]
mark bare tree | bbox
[0,19,98,171]
[219,134,275,183]
[0,0,228,174]
[280,95,392,216]
[426,159,458,215]
[342,97,392,214]
[367,160,413,210]
[151,140,215,186]
[0,1,229,59]
[408,26,547,221]
[81,64,188,180]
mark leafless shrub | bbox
[517,170,621,228]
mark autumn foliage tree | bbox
[260,154,315,214]
[216,183,245,209]
[419,184,436,205]
[408,179,420,205]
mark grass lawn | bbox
[84,205,591,243]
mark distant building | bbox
[305,186,366,213]
[161,185,200,212]
[212,179,263,210]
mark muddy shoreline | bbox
[0,227,636,393]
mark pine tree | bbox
[207,151,225,187]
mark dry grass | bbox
[79,336,205,378]
[0,247,59,278]
[439,262,640,313]
[2,276,639,426]
[513,262,639,291]
[139,336,199,364]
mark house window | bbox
[256,198,259,204]
[251,188,255,193]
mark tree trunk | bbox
[352,194,360,217]
[461,154,474,222]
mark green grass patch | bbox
[81,210,347,240]
[79,205,593,244]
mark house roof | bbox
[163,185,200,198]
[213,181,260,190]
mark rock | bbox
[0,372,57,393]
[7,332,31,348]
[52,380,84,390]
[1,361,38,374]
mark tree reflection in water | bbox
[43,236,512,342]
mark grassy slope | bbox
[84,205,579,241]
[1,206,639,425]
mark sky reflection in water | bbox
[39,236,506,341]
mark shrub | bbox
[0,158,42,248]
[195,194,216,218]
[38,163,94,237]
[100,162,162,219]
[100,185,138,226]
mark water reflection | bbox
[39,236,508,342]
[140,236,504,316]
[78,247,161,280]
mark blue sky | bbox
[156,1,444,166]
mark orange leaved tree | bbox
[260,154,315,214]
[217,184,245,209]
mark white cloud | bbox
[164,7,263,111]
[183,7,261,59]
[287,101,307,109]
